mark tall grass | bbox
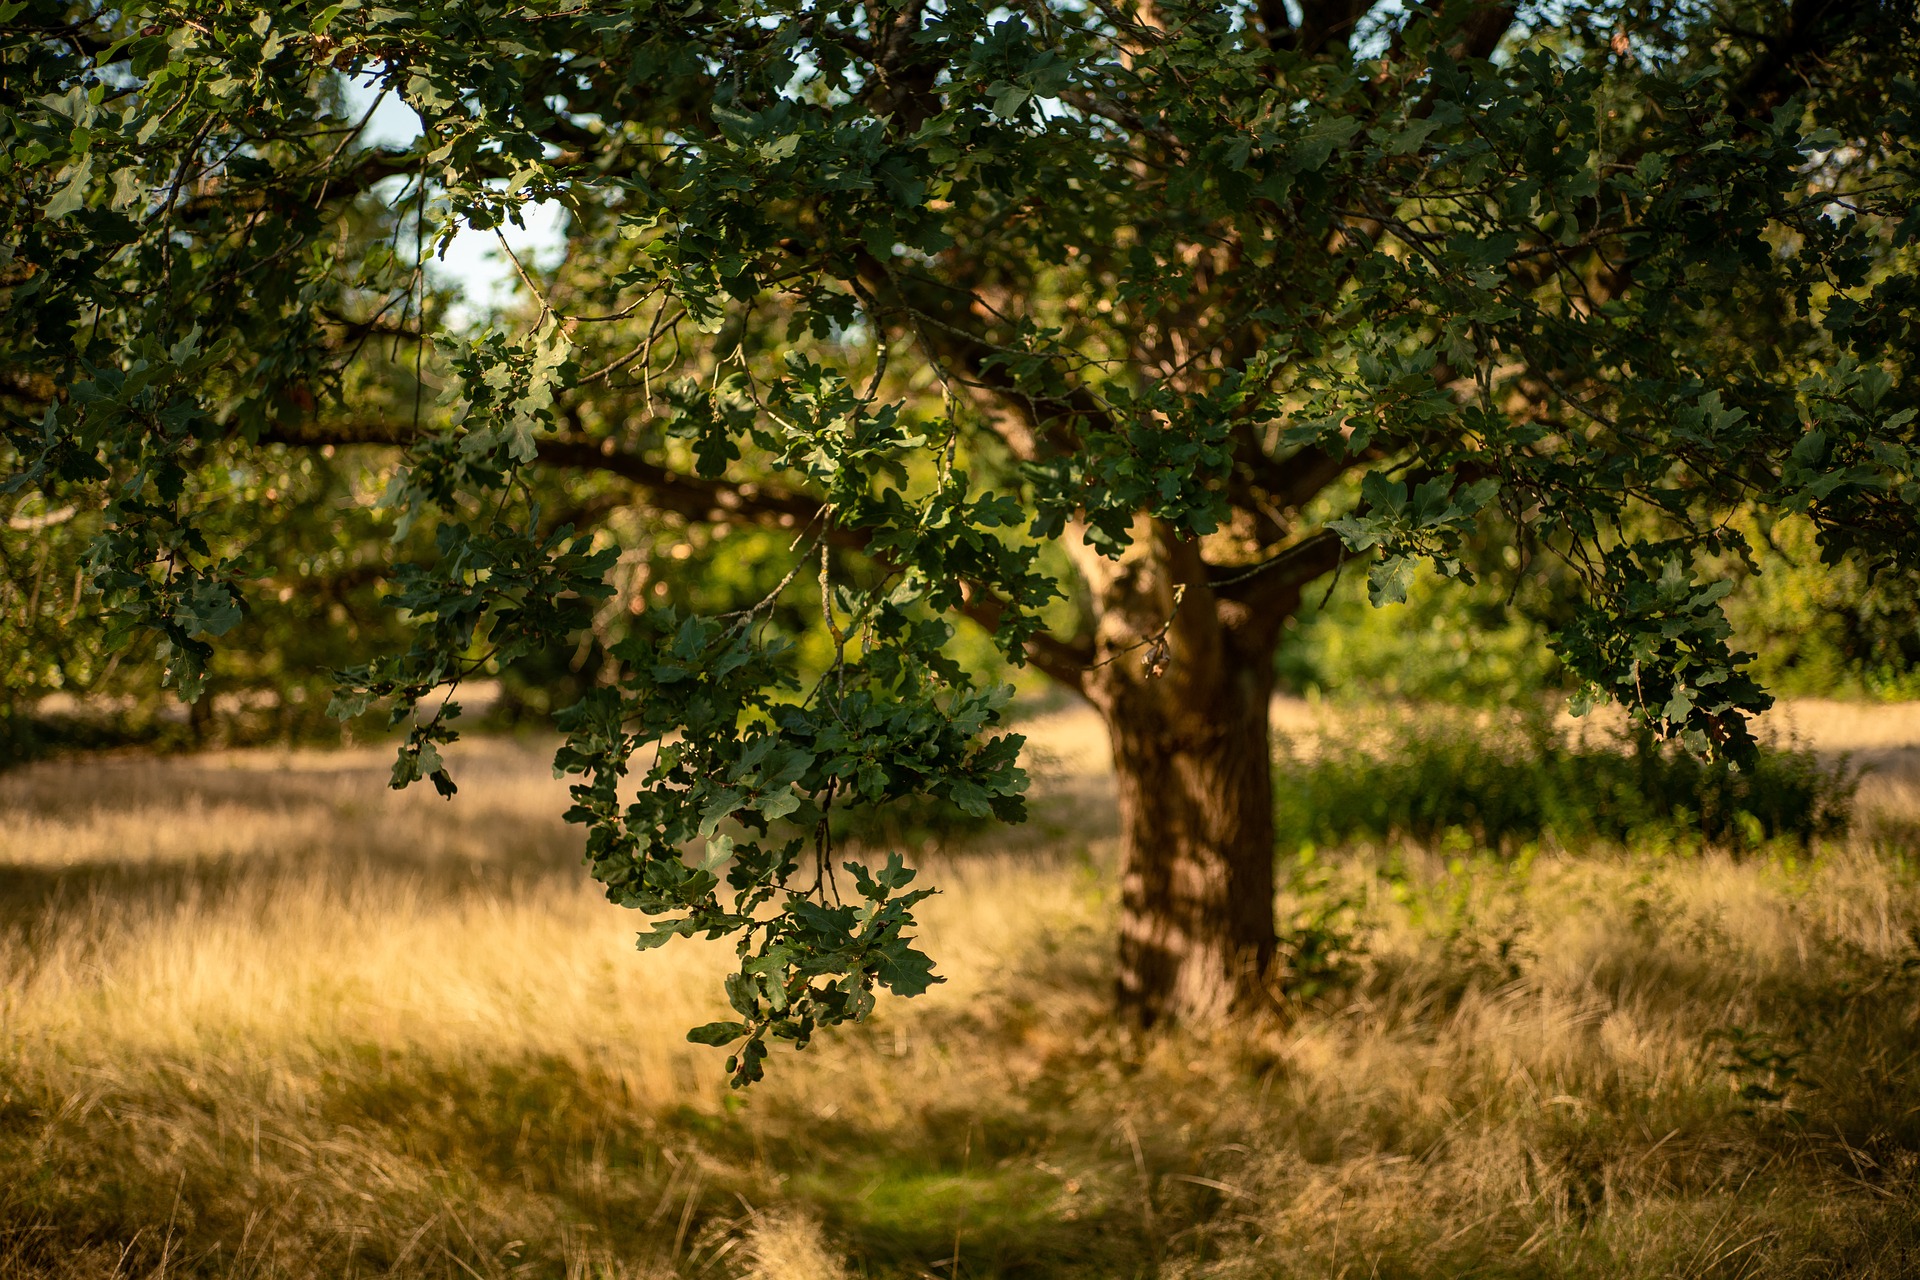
[2,713,1920,1277]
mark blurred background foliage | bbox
[1272,704,1859,857]
[1275,511,1920,707]
[7,486,1917,763]
[0,436,1029,762]
[3,447,410,761]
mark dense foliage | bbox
[4,0,1917,1076]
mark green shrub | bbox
[1275,709,1857,854]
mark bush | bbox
[1275,709,1857,854]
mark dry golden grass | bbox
[2,706,1919,1277]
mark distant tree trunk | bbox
[1076,524,1292,1026]
[189,684,215,746]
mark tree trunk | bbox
[1076,523,1289,1027]
[1099,660,1279,1025]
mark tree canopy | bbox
[4,0,1918,1081]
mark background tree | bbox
[4,0,1917,1081]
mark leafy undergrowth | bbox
[4,738,1920,1277]
[1275,706,1860,855]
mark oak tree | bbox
[5,0,1918,1081]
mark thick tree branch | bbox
[1448,2,1515,62]
[854,259,1108,459]
[863,0,942,137]
[533,437,823,529]
[1209,526,1349,612]
[1230,438,1365,531]
[1293,0,1375,54]
[956,580,1095,696]
[257,421,828,531]
[1728,0,1884,118]
[257,420,421,447]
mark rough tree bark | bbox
[1073,524,1294,1025]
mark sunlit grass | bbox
[3,704,1920,1277]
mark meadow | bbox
[4,700,1920,1279]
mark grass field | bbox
[4,701,1920,1278]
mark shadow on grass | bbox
[8,734,1920,1277]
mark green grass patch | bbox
[1277,707,1858,854]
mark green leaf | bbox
[1368,555,1418,606]
[1293,115,1360,171]
[874,939,941,996]
[177,580,243,638]
[43,155,93,219]
[991,84,1032,120]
